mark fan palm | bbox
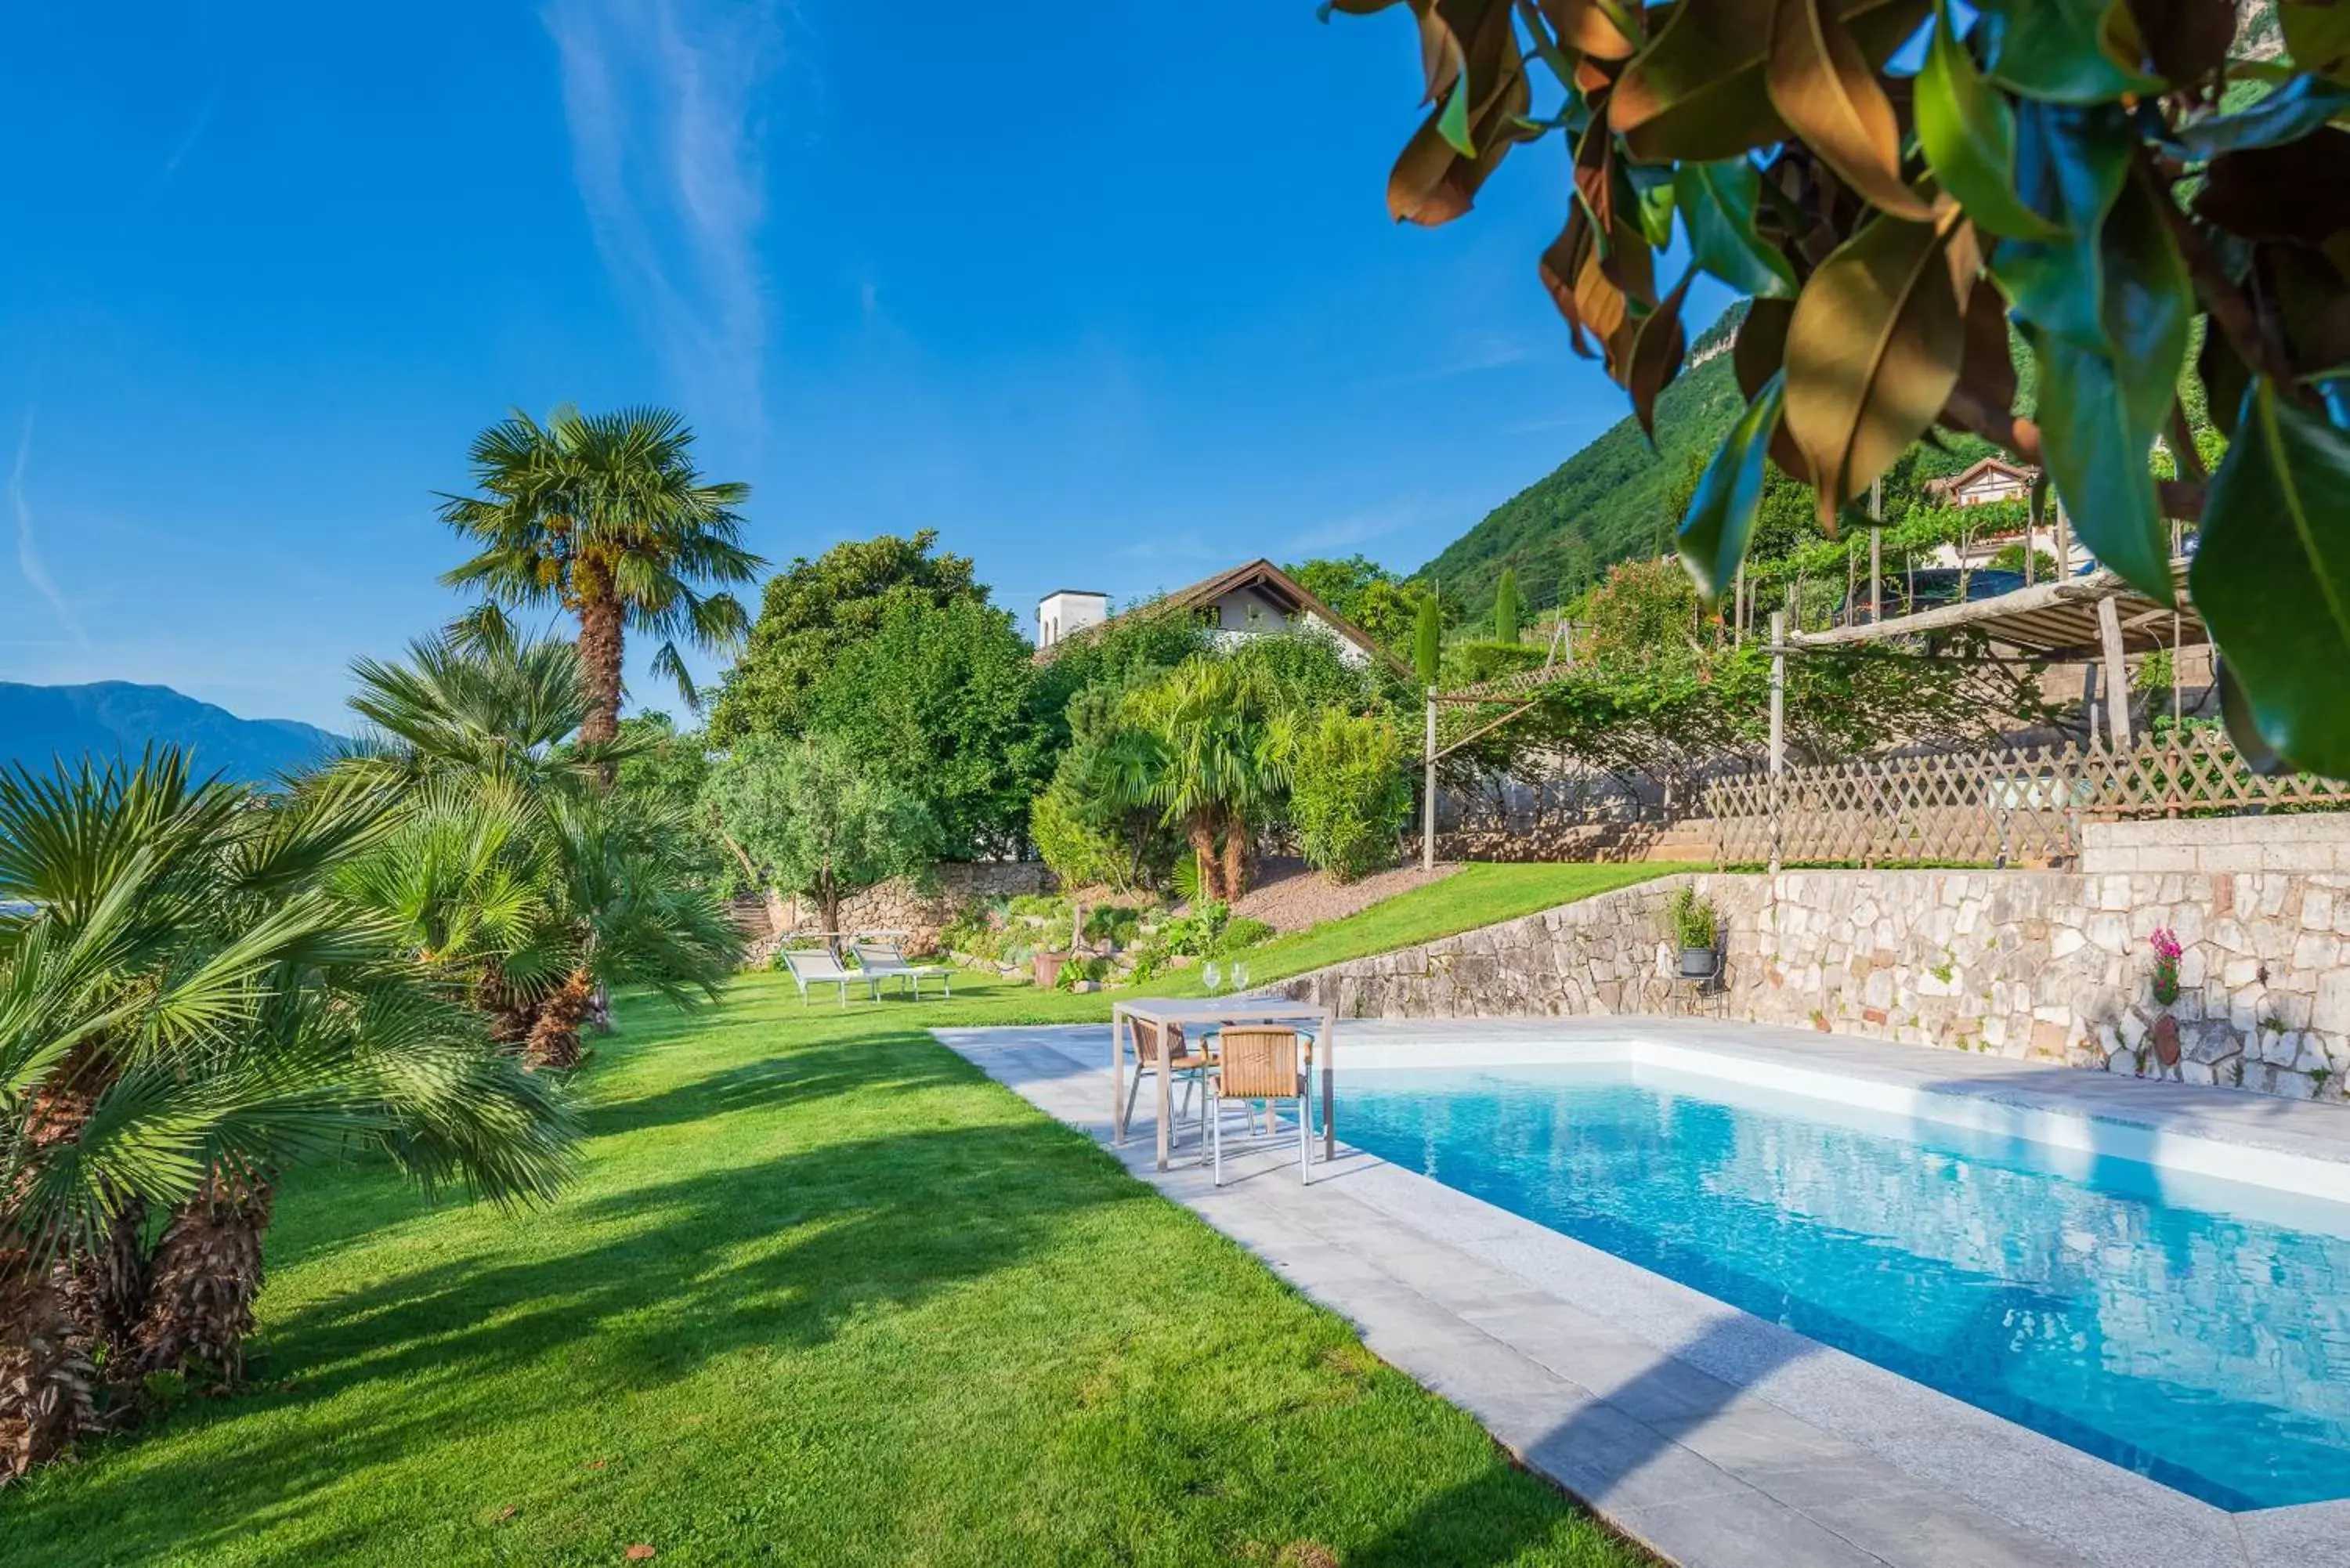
[1116,656,1292,903]
[437,406,764,771]
[337,634,738,1067]
[0,752,574,1479]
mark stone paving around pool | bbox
[935,1016,2350,1568]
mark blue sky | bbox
[0,1,1690,731]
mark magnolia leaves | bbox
[1676,159,1799,297]
[1679,372,1787,602]
[2192,380,2350,776]
[1610,0,1925,162]
[1346,0,1538,224]
[1766,0,1929,219]
[1784,204,1979,526]
[1916,1,2063,241]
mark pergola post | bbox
[1422,692,1437,872]
[2097,595,2133,750]
[1769,609,1786,875]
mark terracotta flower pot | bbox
[1032,950,1068,989]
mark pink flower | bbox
[2149,927,2182,962]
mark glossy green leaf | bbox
[2163,76,2350,161]
[1439,71,1477,156]
[1979,0,2160,103]
[1915,0,2066,240]
[1679,373,1788,604]
[1987,99,2133,352]
[2031,333,2176,603]
[1674,159,1799,297]
[1639,179,1679,250]
[2190,378,2350,776]
[2099,178,2193,467]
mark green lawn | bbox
[4,863,1668,1566]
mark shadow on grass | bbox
[5,1079,1139,1563]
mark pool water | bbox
[1338,1061,2350,1511]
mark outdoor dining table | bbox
[1109,995,1338,1172]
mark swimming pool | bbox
[1338,1057,2350,1512]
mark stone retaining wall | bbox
[771,861,1055,952]
[1279,863,2350,1104]
[2082,813,2350,875]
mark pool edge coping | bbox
[932,1018,2350,1568]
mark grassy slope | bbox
[4,865,1671,1567]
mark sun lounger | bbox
[851,941,953,999]
[782,946,877,1006]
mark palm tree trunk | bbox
[0,1254,96,1481]
[576,587,625,779]
[524,970,598,1069]
[132,1167,273,1387]
[63,1199,150,1360]
[1185,816,1220,903]
[1220,821,1249,902]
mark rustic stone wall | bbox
[2082,813,2350,875]
[1278,862,2350,1104]
[768,861,1056,952]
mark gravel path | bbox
[1230,856,1460,933]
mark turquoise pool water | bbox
[1337,1061,2350,1511]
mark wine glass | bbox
[1202,960,1222,994]
[1231,959,1250,994]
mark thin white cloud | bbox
[11,413,85,644]
[544,0,781,442]
[1114,531,1223,563]
[154,89,220,190]
[1374,334,1535,388]
[1288,496,1450,556]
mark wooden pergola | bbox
[1772,556,2206,763]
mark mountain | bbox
[0,682,343,784]
[1416,305,1748,618]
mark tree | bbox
[1413,594,1442,687]
[338,634,740,1067]
[1115,656,1292,902]
[1492,566,1523,645]
[703,735,938,940]
[613,712,736,896]
[709,530,986,743]
[1332,0,2350,775]
[1029,673,1183,894]
[0,753,574,1476]
[439,406,762,771]
[1285,555,1430,650]
[803,597,1052,859]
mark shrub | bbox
[1030,779,1128,892]
[1082,904,1144,946]
[1159,900,1231,957]
[1006,892,1072,922]
[1285,709,1412,883]
[1213,916,1276,955]
[1664,886,1718,951]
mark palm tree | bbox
[336,634,739,1068]
[0,752,574,1477]
[438,406,765,773]
[1117,657,1292,903]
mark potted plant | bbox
[1665,886,1720,979]
[2142,927,2183,1078]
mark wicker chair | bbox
[1206,1026,1311,1187]
[1125,1017,1210,1151]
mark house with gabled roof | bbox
[1034,558,1409,677]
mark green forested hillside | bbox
[1415,309,1744,616]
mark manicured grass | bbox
[5,966,1648,1566]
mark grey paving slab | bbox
[935,1021,2346,1568]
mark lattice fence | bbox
[1704,731,2350,868]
